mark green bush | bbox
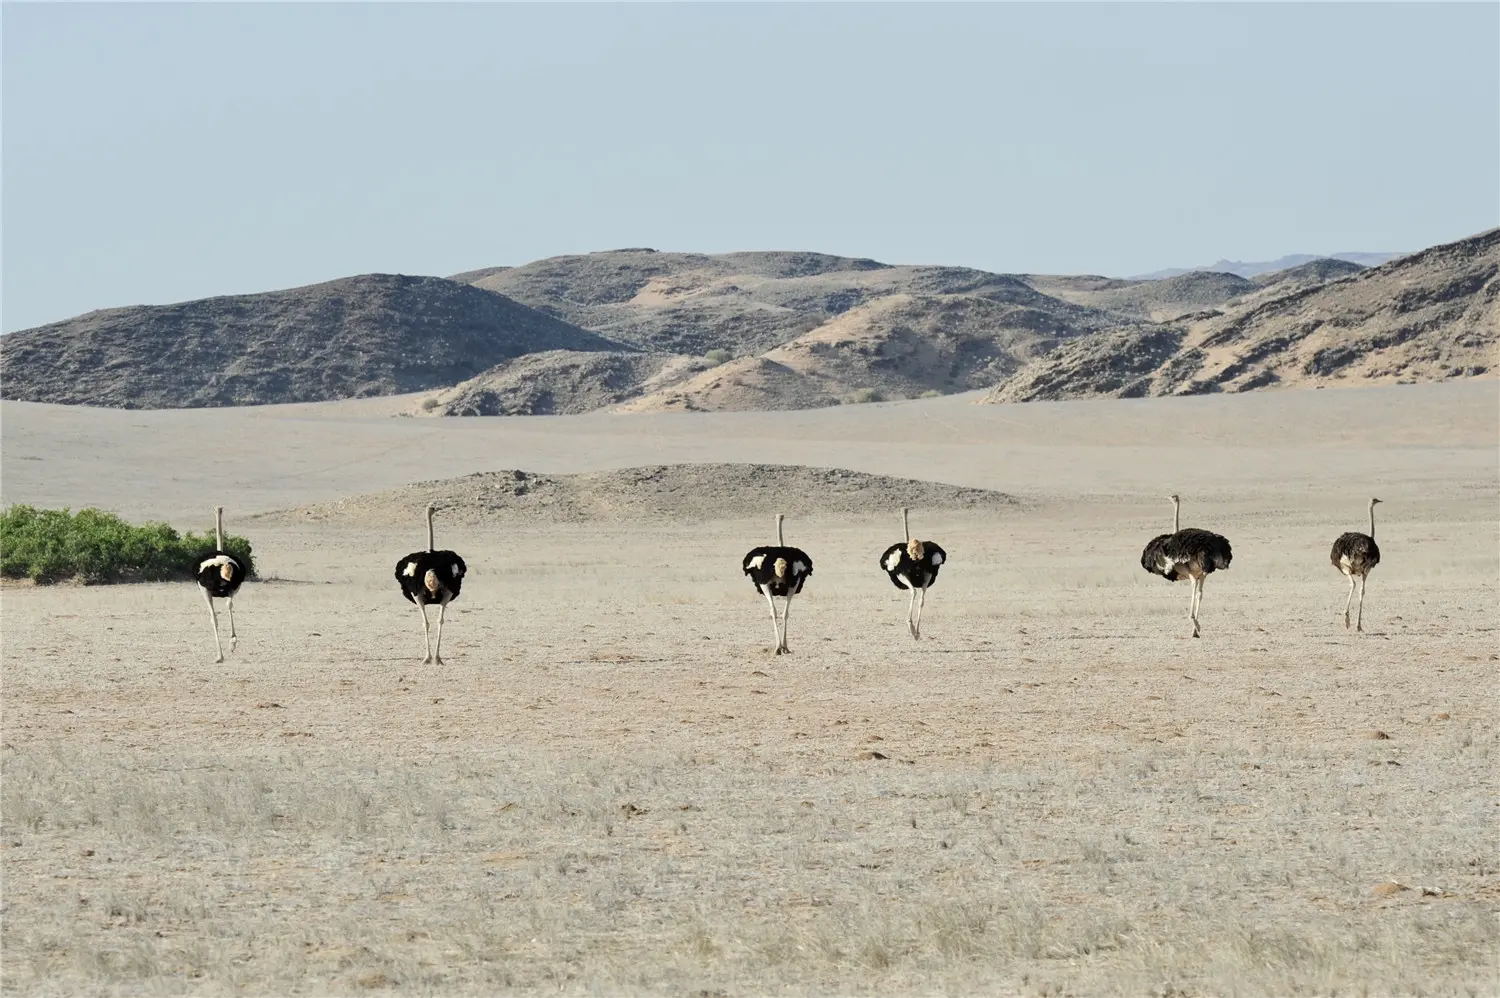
[919,389,944,399]
[848,387,882,404]
[704,348,734,365]
[0,506,255,585]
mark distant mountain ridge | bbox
[457,249,1103,357]
[0,274,622,408]
[988,229,1497,403]
[2,233,1490,413]
[1132,251,1401,281]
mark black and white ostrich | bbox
[1331,497,1382,632]
[880,507,946,639]
[742,513,813,655]
[194,505,246,663]
[395,505,467,665]
[1140,494,1233,638]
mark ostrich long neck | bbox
[776,515,784,546]
[427,510,435,552]
[902,507,910,542]
[1368,502,1376,540]
[214,509,223,551]
[1172,500,1180,534]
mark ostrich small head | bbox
[1370,497,1383,506]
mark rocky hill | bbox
[1250,257,1367,290]
[0,274,620,408]
[1133,251,1401,280]
[618,293,1090,412]
[1023,270,1257,322]
[457,249,1111,358]
[614,357,841,413]
[988,229,1498,403]
[418,350,715,416]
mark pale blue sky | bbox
[3,2,1496,332]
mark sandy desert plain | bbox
[1,380,1497,996]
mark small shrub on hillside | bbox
[704,349,733,365]
[0,506,255,584]
[848,387,882,404]
[420,397,441,411]
[920,390,944,399]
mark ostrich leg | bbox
[416,602,433,664]
[202,589,225,663]
[433,601,448,666]
[914,586,928,640]
[1190,579,1202,638]
[1343,575,1356,630]
[907,587,919,638]
[1356,577,1367,633]
[764,590,783,654]
[226,597,237,654]
[780,593,794,653]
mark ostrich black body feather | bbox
[1141,529,1232,581]
[194,551,246,598]
[396,550,467,605]
[743,546,813,597]
[1330,533,1380,575]
[880,541,946,591]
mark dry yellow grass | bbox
[2,384,1497,995]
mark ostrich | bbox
[1140,494,1233,638]
[395,505,467,665]
[742,513,813,655]
[880,507,946,639]
[1331,498,1382,632]
[194,505,246,663]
